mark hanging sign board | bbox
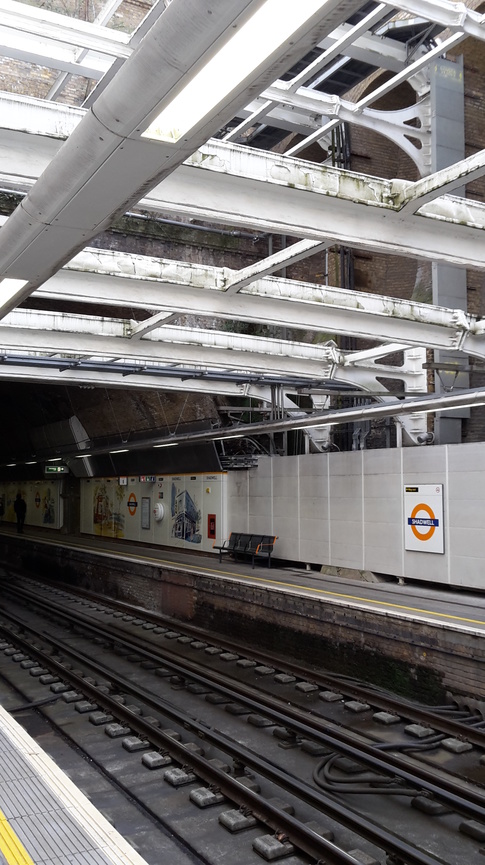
[404,484,444,554]
[44,465,69,474]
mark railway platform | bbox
[1,526,485,865]
[0,703,150,865]
[1,525,485,705]
[1,523,484,632]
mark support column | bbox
[430,56,468,444]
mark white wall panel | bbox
[225,443,485,588]
[402,446,447,475]
[76,441,485,589]
[226,472,248,537]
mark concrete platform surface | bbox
[0,704,150,865]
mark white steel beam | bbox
[0,319,340,381]
[285,3,390,90]
[0,0,131,57]
[395,150,485,213]
[146,142,485,269]
[223,239,330,293]
[356,32,466,109]
[390,0,485,42]
[47,0,126,101]
[261,83,430,172]
[130,313,179,338]
[223,3,391,143]
[2,89,483,248]
[315,22,413,72]
[27,250,485,360]
[0,0,364,317]
[0,362,269,398]
[2,129,483,270]
[0,40,112,80]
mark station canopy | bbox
[1,0,485,457]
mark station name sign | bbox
[404,484,444,554]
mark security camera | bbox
[416,432,434,444]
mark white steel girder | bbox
[143,141,485,269]
[0,307,428,442]
[38,249,485,359]
[389,0,485,41]
[0,311,342,380]
[258,84,431,174]
[0,0,132,61]
[0,306,426,389]
[46,0,126,102]
[313,21,418,73]
[0,0,481,91]
[0,0,365,315]
[1,129,485,270]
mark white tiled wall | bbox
[226,442,485,588]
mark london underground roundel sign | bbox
[127,493,138,516]
[404,484,444,553]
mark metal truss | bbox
[239,85,432,174]
[0,0,484,449]
[0,0,132,75]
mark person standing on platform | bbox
[14,493,26,533]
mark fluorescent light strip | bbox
[110,449,129,454]
[75,454,91,458]
[142,0,328,143]
[47,457,63,462]
[153,442,178,448]
[0,278,28,305]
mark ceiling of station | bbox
[0,0,485,459]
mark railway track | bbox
[0,572,485,865]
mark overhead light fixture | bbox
[0,278,29,305]
[141,0,328,143]
[214,434,244,440]
[47,457,63,462]
[153,442,178,448]
[110,449,129,454]
[6,463,16,467]
[75,453,92,458]
[25,460,37,465]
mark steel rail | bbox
[11,577,485,747]
[3,584,485,818]
[0,609,446,865]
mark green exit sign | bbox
[44,465,69,474]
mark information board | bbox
[404,484,444,554]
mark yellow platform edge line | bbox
[54,541,485,626]
[0,809,35,865]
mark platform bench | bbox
[213,532,278,568]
